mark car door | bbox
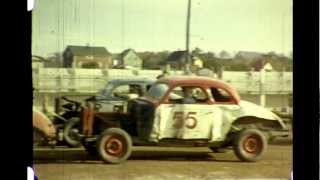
[209,87,241,141]
[158,86,214,140]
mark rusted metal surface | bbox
[33,108,56,139]
[81,106,94,136]
[105,136,124,156]
[242,135,263,154]
[81,106,127,136]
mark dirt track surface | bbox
[33,141,292,180]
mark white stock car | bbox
[80,76,289,164]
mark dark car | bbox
[90,78,155,113]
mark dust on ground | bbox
[33,140,292,180]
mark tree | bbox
[191,47,202,56]
[46,52,63,67]
[207,52,216,59]
[267,51,277,56]
[219,50,230,59]
[200,51,216,61]
[140,51,170,69]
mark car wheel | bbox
[63,118,81,147]
[233,129,267,162]
[97,128,132,164]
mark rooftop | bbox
[65,45,111,57]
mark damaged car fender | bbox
[33,108,56,138]
[235,100,287,129]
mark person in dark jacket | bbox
[182,87,196,104]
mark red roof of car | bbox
[157,75,241,103]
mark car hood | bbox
[238,100,287,129]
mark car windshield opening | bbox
[146,83,169,100]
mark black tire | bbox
[97,128,132,164]
[233,129,267,162]
[63,118,81,147]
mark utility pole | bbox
[259,67,266,107]
[185,0,192,74]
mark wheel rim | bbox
[242,135,262,154]
[104,136,124,156]
[68,128,79,140]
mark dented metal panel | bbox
[148,100,286,142]
[237,100,287,128]
[150,104,227,142]
[33,108,56,139]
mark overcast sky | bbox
[32,0,292,57]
